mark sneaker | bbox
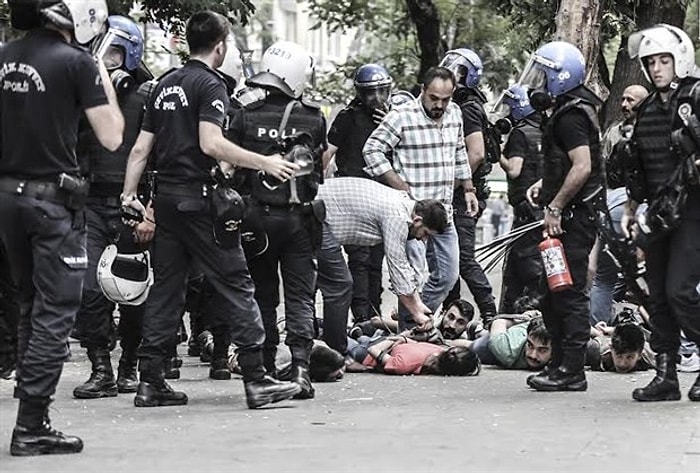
[678,352,700,373]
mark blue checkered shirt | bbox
[362,97,471,217]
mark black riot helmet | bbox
[353,63,393,112]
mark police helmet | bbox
[518,41,585,98]
[247,41,314,99]
[628,24,697,83]
[439,48,483,89]
[97,15,144,72]
[353,63,393,110]
[40,0,109,44]
[503,84,536,120]
[96,245,153,306]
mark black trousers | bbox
[499,213,545,313]
[0,193,86,399]
[316,223,352,354]
[73,203,144,353]
[344,243,384,322]
[246,205,316,372]
[541,207,597,371]
[140,192,265,382]
[445,206,497,315]
[644,217,700,354]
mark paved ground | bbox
[0,344,698,473]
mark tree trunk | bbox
[405,0,442,84]
[603,0,687,128]
[553,0,607,101]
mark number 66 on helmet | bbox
[96,245,154,306]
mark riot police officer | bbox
[438,48,498,324]
[0,0,124,456]
[624,24,700,402]
[495,85,545,313]
[121,11,301,409]
[522,41,604,392]
[72,14,152,400]
[228,40,328,399]
[323,63,393,330]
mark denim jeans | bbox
[398,222,459,331]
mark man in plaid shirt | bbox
[363,66,479,331]
[318,177,448,326]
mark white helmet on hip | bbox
[96,245,153,306]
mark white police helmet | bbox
[96,245,153,306]
[219,35,243,82]
[247,40,314,99]
[40,0,109,44]
[628,24,697,82]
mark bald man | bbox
[590,84,649,325]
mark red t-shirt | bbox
[363,342,444,375]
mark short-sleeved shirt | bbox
[553,109,591,152]
[142,60,228,186]
[362,98,470,216]
[487,322,529,369]
[0,29,108,179]
[362,342,444,375]
[504,128,528,160]
[327,104,376,178]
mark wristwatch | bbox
[545,205,562,218]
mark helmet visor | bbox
[440,52,469,84]
[516,57,547,90]
[359,85,392,110]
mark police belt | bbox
[156,183,211,199]
[251,199,311,216]
[0,177,67,205]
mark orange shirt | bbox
[363,342,444,375]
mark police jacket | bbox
[453,87,493,204]
[541,87,604,207]
[78,80,150,196]
[633,77,700,200]
[506,117,544,208]
[228,92,327,206]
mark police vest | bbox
[237,97,325,206]
[507,119,543,207]
[334,103,376,178]
[78,81,149,194]
[541,97,603,206]
[634,78,700,199]
[454,91,492,204]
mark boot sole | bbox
[117,385,138,394]
[73,387,118,399]
[632,391,681,402]
[247,385,302,409]
[209,371,232,380]
[529,380,588,392]
[134,395,188,407]
[11,442,83,456]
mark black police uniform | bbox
[138,59,267,386]
[0,30,107,401]
[499,117,545,312]
[632,79,700,358]
[327,100,382,325]
[539,88,603,375]
[229,92,327,375]
[444,89,498,318]
[71,77,151,397]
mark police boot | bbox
[526,344,562,386]
[198,330,214,363]
[527,366,587,392]
[116,351,139,394]
[134,366,188,408]
[11,397,83,456]
[632,353,681,402]
[163,356,180,380]
[689,373,700,401]
[244,375,302,409]
[209,326,232,380]
[73,347,118,399]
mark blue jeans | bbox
[399,222,459,331]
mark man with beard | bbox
[363,66,478,332]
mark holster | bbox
[57,173,89,211]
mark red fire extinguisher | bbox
[538,236,573,292]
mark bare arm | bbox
[122,130,154,199]
[499,155,524,179]
[84,60,124,151]
[465,131,485,173]
[199,122,298,180]
[548,146,592,210]
[322,143,338,172]
[378,169,410,193]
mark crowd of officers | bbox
[0,0,699,458]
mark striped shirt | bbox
[317,177,421,296]
[362,97,471,216]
